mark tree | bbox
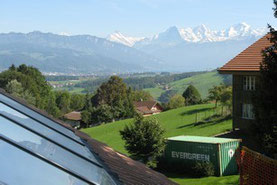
[0,64,51,109]
[158,90,177,103]
[91,76,135,121]
[132,90,154,102]
[55,91,71,114]
[253,6,277,157]
[81,110,91,128]
[70,94,85,111]
[208,85,224,108]
[9,64,16,71]
[120,115,166,166]
[45,92,60,118]
[90,104,113,124]
[182,85,201,105]
[5,79,35,105]
[84,93,93,111]
[168,94,185,109]
[220,86,232,108]
[219,86,232,115]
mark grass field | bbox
[144,71,225,100]
[167,173,239,185]
[82,104,232,155]
[144,86,165,99]
[82,104,236,184]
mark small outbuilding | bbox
[134,100,163,116]
[164,136,241,176]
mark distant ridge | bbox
[0,31,163,74]
[0,23,268,74]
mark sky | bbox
[0,0,276,37]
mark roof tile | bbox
[219,34,272,72]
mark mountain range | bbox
[108,23,266,46]
[0,32,162,74]
[107,23,267,71]
[0,23,267,74]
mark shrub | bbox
[120,114,166,166]
[192,162,215,177]
[157,159,215,177]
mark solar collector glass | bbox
[0,102,99,164]
[0,94,82,143]
[0,116,116,185]
[0,139,90,185]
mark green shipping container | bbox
[164,136,241,176]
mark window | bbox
[242,104,255,119]
[243,76,256,91]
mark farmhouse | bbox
[134,100,163,116]
[0,89,176,185]
[218,34,272,131]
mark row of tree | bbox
[0,64,86,118]
[76,71,208,93]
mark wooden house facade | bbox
[218,34,272,131]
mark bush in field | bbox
[158,89,177,103]
[182,85,201,105]
[168,94,185,109]
[157,159,214,177]
[192,162,215,177]
[120,114,166,166]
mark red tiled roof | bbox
[134,101,163,115]
[64,111,81,121]
[134,101,157,109]
[136,106,154,114]
[219,34,272,73]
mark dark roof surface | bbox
[0,89,176,185]
[219,34,272,73]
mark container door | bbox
[220,141,240,176]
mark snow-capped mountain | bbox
[108,23,267,47]
[107,31,144,47]
[105,23,268,72]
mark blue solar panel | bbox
[0,94,82,143]
[0,139,90,185]
[0,116,116,185]
[0,102,99,164]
